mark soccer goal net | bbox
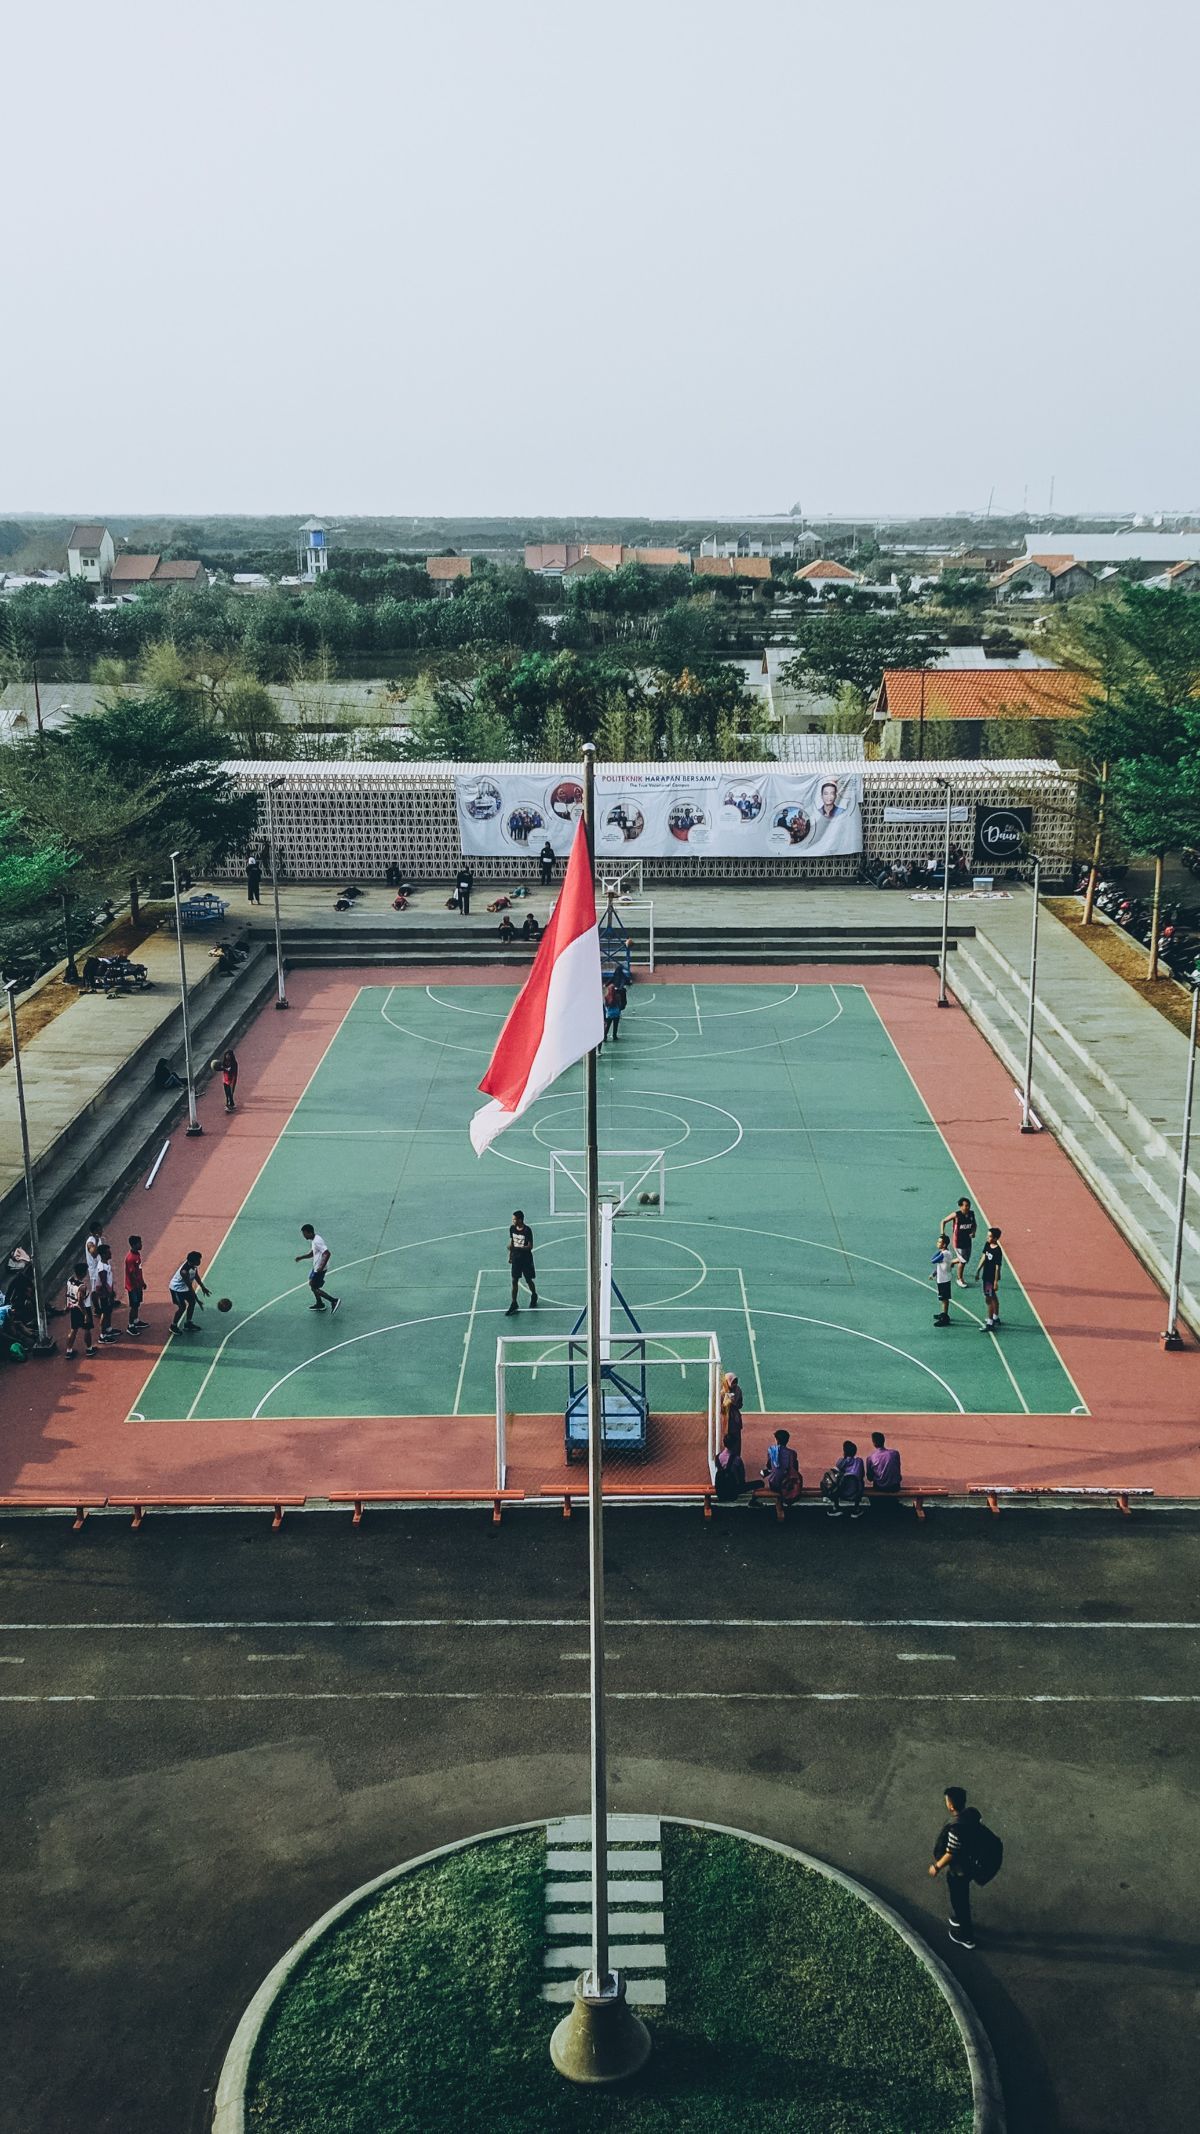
[549,1149,666,1218]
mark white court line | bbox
[135,989,364,1425]
[674,1304,965,1412]
[453,1269,484,1416]
[859,987,1082,1417]
[251,1308,510,1419]
[737,1267,766,1411]
[5,1617,1197,1632]
[703,985,799,1019]
[180,1225,502,1421]
[691,984,703,1034]
[3,1692,1197,1706]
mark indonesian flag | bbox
[470,818,604,1155]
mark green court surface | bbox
[132,982,1082,1425]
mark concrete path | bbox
[0,928,219,1204]
[954,894,1200,1330]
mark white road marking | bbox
[245,1653,306,1663]
[737,1266,766,1411]
[2,1692,1197,1706]
[897,1653,957,1663]
[453,1269,484,1415]
[0,1656,26,1664]
[4,1618,1196,1633]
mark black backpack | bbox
[968,1823,1004,1885]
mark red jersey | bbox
[124,1250,143,1293]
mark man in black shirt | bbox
[975,1226,1004,1331]
[929,1784,982,1948]
[455,863,474,915]
[505,1210,538,1316]
[941,1196,977,1286]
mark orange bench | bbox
[969,1485,1152,1517]
[329,1489,525,1526]
[110,1494,306,1530]
[559,1484,714,1519]
[0,1496,108,1530]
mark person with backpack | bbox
[823,1439,867,1518]
[929,1785,1003,1949]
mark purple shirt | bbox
[867,1445,901,1490]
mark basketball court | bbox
[131,980,1081,1433]
[7,960,1200,1506]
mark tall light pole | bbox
[1162,975,1200,1350]
[1020,853,1042,1133]
[935,775,953,1008]
[170,851,203,1137]
[4,980,55,1352]
[264,778,290,1010]
[551,744,651,2089]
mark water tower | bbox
[298,517,329,578]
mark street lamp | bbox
[1162,972,1200,1350]
[263,778,290,1010]
[4,979,56,1352]
[170,851,203,1136]
[934,775,953,1008]
[1019,853,1043,1133]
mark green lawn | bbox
[246,1827,973,2133]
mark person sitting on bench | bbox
[521,913,541,942]
[497,914,516,942]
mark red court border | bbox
[5,963,1200,1504]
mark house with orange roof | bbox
[1143,559,1200,593]
[109,554,207,594]
[872,665,1094,755]
[991,554,1095,602]
[792,557,862,600]
[426,555,472,591]
[694,555,772,581]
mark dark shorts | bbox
[936,1283,952,1303]
[956,1236,974,1263]
[308,1269,327,1293]
[510,1251,535,1282]
[127,1288,144,1309]
[982,1282,998,1304]
[70,1306,93,1331]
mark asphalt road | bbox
[3,1504,1199,2134]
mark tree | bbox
[1067,588,1200,962]
[48,693,258,915]
[780,609,941,700]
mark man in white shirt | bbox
[295,1224,341,1314]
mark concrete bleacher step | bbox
[2,946,276,1289]
[950,934,1200,1330]
[284,922,974,969]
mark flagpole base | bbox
[550,1972,652,2087]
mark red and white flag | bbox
[470,818,604,1155]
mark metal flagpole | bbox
[1020,853,1042,1133]
[1162,977,1200,1350]
[582,744,609,1999]
[4,980,56,1353]
[551,744,650,2087]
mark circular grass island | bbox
[227,1821,991,2134]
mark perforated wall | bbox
[216,759,1078,882]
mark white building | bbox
[66,522,115,585]
[1022,532,1200,565]
[299,518,330,577]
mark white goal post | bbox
[494,1328,722,1488]
[549,1149,666,1217]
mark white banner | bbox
[456,770,863,861]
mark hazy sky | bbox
[5,0,1197,519]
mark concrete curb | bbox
[211,1815,1002,2133]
